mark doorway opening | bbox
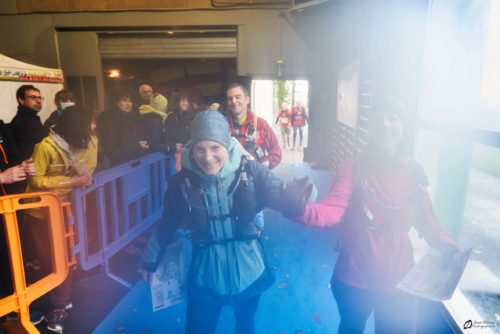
[251,79,309,163]
[99,27,238,110]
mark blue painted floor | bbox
[93,163,374,334]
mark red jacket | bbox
[275,108,291,128]
[291,107,307,126]
[298,157,458,292]
[228,110,282,169]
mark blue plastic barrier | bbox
[70,153,175,287]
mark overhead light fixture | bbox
[108,69,121,78]
[166,31,174,35]
[276,59,285,77]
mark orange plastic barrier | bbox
[0,193,68,334]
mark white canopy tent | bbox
[0,54,64,123]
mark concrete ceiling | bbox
[6,0,293,14]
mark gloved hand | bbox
[138,267,154,283]
[280,176,314,219]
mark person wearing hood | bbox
[140,109,310,334]
[26,105,97,333]
[138,93,178,157]
[43,89,76,131]
[139,93,169,123]
[285,98,459,334]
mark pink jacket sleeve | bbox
[298,159,355,227]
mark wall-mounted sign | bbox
[336,61,360,129]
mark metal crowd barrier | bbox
[0,193,68,334]
[70,152,175,287]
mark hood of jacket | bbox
[138,104,168,122]
[180,137,247,183]
[42,134,98,173]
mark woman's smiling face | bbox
[191,140,228,175]
[370,111,404,155]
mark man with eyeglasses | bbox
[10,84,49,164]
[6,85,48,326]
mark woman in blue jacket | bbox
[140,109,306,334]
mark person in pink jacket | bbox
[284,99,459,334]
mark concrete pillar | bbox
[433,135,473,239]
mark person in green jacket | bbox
[140,109,310,334]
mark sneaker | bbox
[5,310,46,325]
[46,305,71,334]
[30,310,46,325]
[60,302,73,311]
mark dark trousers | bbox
[0,218,13,298]
[27,215,73,307]
[185,290,261,334]
[332,278,418,334]
[292,125,303,147]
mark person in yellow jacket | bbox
[26,105,97,334]
[138,93,169,123]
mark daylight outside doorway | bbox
[251,80,309,163]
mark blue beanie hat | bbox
[190,109,231,149]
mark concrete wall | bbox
[0,10,309,77]
[0,0,429,166]
[295,0,430,168]
[0,9,309,110]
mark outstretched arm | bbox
[297,159,355,227]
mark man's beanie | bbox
[190,109,231,149]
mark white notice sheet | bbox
[150,238,186,311]
[396,248,472,301]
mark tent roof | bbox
[0,54,63,83]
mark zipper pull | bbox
[241,171,248,185]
